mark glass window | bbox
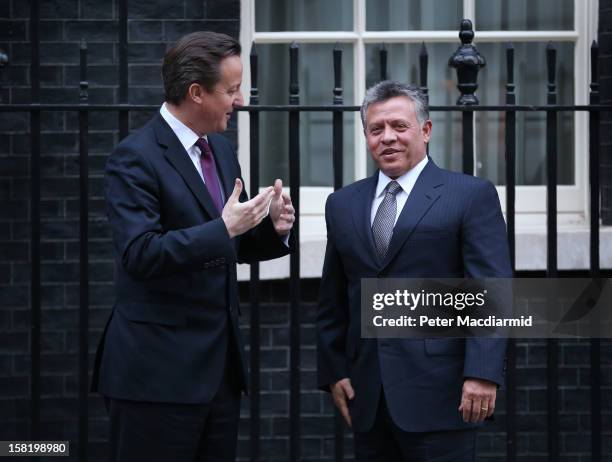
[247,0,585,195]
[257,43,355,186]
[366,0,462,31]
[475,42,574,185]
[475,0,574,31]
[255,0,353,32]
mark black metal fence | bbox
[0,4,611,462]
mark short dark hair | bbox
[360,81,429,129]
[162,31,241,105]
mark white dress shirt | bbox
[370,156,429,226]
[159,102,209,184]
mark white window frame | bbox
[238,0,599,232]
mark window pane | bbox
[257,43,355,186]
[256,0,353,32]
[476,42,574,185]
[365,43,463,174]
[476,0,573,30]
[367,0,462,31]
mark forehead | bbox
[366,96,417,124]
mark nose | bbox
[381,125,396,144]
[234,91,244,108]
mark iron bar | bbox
[288,42,301,462]
[504,42,517,462]
[118,0,129,138]
[0,47,7,103]
[379,43,388,82]
[419,42,428,103]
[3,104,612,112]
[588,39,601,462]
[78,39,90,462]
[448,20,484,175]
[545,42,559,462]
[249,43,261,462]
[461,111,474,175]
[332,43,344,462]
[29,0,41,448]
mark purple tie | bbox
[195,138,224,213]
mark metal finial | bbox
[448,19,485,105]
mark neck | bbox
[165,101,207,137]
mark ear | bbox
[187,83,205,104]
[421,119,432,144]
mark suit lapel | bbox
[381,159,444,269]
[154,114,220,219]
[350,173,379,265]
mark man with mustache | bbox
[317,81,511,461]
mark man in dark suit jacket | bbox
[92,32,294,462]
[317,81,511,461]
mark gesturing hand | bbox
[222,179,274,239]
[330,378,355,428]
[269,179,295,236]
[458,378,497,423]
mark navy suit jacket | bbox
[92,113,291,404]
[317,159,512,433]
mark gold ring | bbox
[481,408,488,411]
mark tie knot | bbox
[195,138,212,157]
[386,180,402,196]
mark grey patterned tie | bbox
[372,180,402,260]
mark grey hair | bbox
[360,81,429,129]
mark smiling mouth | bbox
[380,149,399,156]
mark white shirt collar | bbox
[375,155,429,198]
[159,102,205,152]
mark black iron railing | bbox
[0,4,610,462]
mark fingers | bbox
[249,186,274,208]
[277,195,295,222]
[274,178,283,197]
[333,392,351,428]
[340,380,355,400]
[331,379,354,428]
[459,398,483,423]
[228,178,242,203]
[339,400,352,428]
[486,394,496,418]
[472,398,483,423]
[459,397,471,423]
[242,187,274,223]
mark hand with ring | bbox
[458,378,497,423]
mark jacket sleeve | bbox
[461,180,512,387]
[316,194,350,391]
[106,144,237,280]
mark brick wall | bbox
[0,1,611,461]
